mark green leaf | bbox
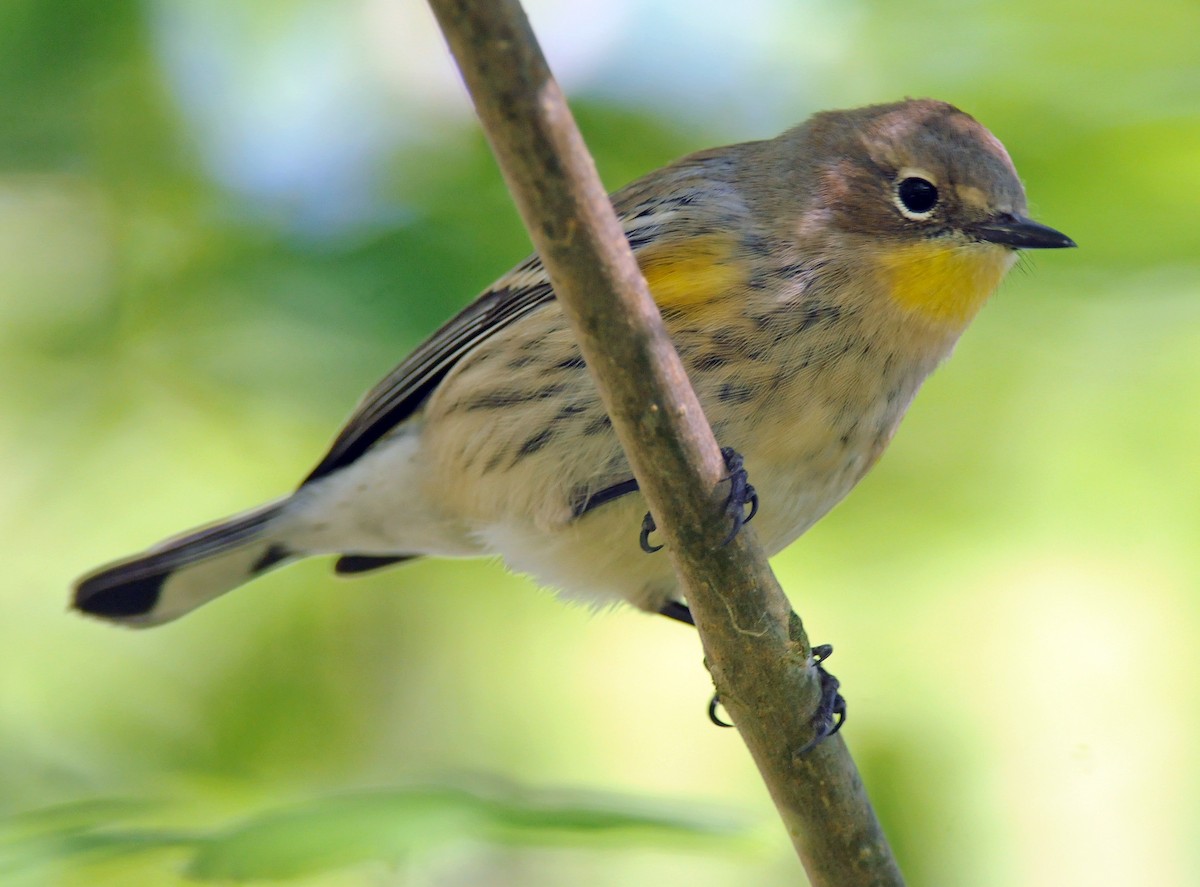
[0,798,192,877]
[184,783,739,881]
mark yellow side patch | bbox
[637,235,745,318]
[878,242,1014,327]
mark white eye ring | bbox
[893,169,940,220]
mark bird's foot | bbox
[639,446,758,553]
[795,643,847,756]
[717,446,758,544]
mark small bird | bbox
[73,99,1074,628]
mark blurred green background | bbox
[2,0,1198,884]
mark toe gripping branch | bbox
[708,645,847,746]
[796,643,847,755]
[640,446,759,554]
[648,450,842,750]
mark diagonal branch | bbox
[424,1,904,884]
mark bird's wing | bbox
[302,255,555,483]
[302,152,746,486]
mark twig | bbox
[424,2,904,883]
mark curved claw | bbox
[708,694,734,728]
[639,512,663,553]
[826,700,847,738]
[719,447,759,546]
[744,485,759,523]
[637,447,758,550]
[795,643,847,756]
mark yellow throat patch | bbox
[878,242,1014,327]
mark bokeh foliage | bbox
[1,1,1198,885]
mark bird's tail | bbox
[72,498,294,627]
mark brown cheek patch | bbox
[820,159,857,204]
[818,159,898,238]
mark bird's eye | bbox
[896,177,939,218]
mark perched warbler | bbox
[73,99,1073,628]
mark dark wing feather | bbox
[302,257,554,484]
[301,149,740,486]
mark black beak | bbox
[967,213,1076,249]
